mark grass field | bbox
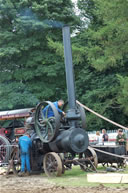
[45,165,128,188]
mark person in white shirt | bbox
[96,131,103,145]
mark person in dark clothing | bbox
[116,129,126,145]
[18,132,32,176]
[102,129,108,144]
[43,100,65,118]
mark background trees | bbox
[76,0,128,130]
[0,0,128,130]
[0,0,78,109]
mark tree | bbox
[73,0,128,130]
[42,0,128,130]
[0,0,79,110]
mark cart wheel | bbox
[79,146,98,171]
[0,136,11,164]
[43,152,62,177]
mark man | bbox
[43,99,65,118]
[18,132,32,176]
[116,129,126,145]
[102,129,108,144]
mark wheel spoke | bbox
[45,106,50,118]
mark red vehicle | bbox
[0,108,34,165]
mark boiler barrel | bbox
[48,128,89,153]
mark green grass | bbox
[44,165,128,188]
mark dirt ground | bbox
[0,175,128,193]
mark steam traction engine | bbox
[29,26,98,177]
[4,26,127,175]
[9,26,98,177]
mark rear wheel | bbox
[12,147,21,175]
[79,146,98,171]
[0,136,11,164]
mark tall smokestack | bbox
[62,26,76,110]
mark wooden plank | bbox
[87,173,128,184]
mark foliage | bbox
[74,0,128,130]
[0,82,38,110]
[41,0,128,130]
[0,0,78,110]
[0,0,128,133]
[117,75,128,115]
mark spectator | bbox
[116,129,126,145]
[96,131,103,145]
[18,132,32,176]
[102,129,108,144]
[43,100,65,118]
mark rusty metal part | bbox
[43,152,62,177]
[64,156,94,164]
[0,108,33,121]
[60,152,97,172]
[35,101,61,143]
[79,146,98,171]
[63,156,95,172]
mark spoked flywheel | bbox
[35,101,61,143]
[43,152,62,177]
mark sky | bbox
[72,0,78,7]
[72,0,79,15]
[72,0,77,3]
